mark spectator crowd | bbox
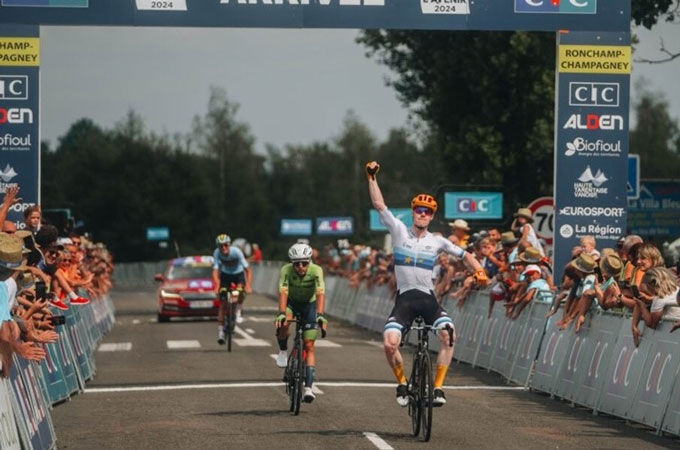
[310,206,680,348]
[0,185,114,377]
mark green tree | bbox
[630,83,680,178]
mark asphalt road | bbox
[50,290,679,449]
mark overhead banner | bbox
[628,181,680,238]
[280,218,312,236]
[553,31,630,280]
[444,192,503,220]
[370,208,412,231]
[0,25,39,231]
[0,0,630,32]
[316,216,353,236]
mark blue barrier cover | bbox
[507,302,550,386]
[0,377,21,450]
[530,317,570,394]
[38,342,70,404]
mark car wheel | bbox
[157,314,170,323]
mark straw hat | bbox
[514,208,534,222]
[599,253,623,277]
[448,219,470,231]
[600,248,617,259]
[519,247,542,263]
[500,231,519,246]
[570,253,597,274]
[0,234,28,271]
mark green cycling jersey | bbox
[278,263,325,304]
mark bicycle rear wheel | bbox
[409,354,421,437]
[420,352,434,442]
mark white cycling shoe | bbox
[236,311,244,324]
[275,351,288,368]
[303,387,316,403]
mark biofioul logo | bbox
[565,137,622,156]
[560,224,574,238]
[0,133,31,147]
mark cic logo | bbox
[514,0,597,14]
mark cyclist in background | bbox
[213,234,252,345]
[275,243,327,404]
[365,161,488,407]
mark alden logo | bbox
[515,0,596,14]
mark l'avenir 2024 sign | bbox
[0,0,630,32]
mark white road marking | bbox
[246,317,273,323]
[312,385,324,395]
[245,328,255,334]
[98,342,132,352]
[363,432,393,450]
[244,306,278,312]
[269,354,278,360]
[234,326,271,347]
[85,381,525,394]
[166,340,201,349]
[365,341,383,348]
[132,319,141,325]
[314,340,341,348]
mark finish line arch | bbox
[0,0,632,277]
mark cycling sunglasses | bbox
[293,261,310,268]
[413,206,434,216]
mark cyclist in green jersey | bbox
[275,243,327,403]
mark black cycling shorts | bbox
[219,271,246,290]
[384,289,454,334]
[286,301,318,332]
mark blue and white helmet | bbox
[288,243,312,262]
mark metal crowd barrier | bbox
[249,263,680,437]
[3,294,116,450]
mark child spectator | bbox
[512,207,545,256]
[632,266,680,347]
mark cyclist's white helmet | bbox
[216,234,231,246]
[288,243,312,262]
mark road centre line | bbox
[84,382,525,394]
[98,343,132,352]
[167,340,201,349]
[363,432,394,450]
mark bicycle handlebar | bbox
[274,318,328,339]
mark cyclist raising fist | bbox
[275,243,327,404]
[365,161,488,407]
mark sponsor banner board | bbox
[0,0,630,32]
[370,208,412,231]
[627,181,680,238]
[146,227,170,241]
[316,216,353,236]
[280,218,312,236]
[627,154,639,199]
[444,192,503,220]
[553,31,630,281]
[0,25,39,232]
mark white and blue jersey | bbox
[379,208,466,295]
[212,246,249,275]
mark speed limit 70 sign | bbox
[528,197,554,245]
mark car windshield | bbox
[166,265,212,280]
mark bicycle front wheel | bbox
[227,302,234,352]
[287,350,299,413]
[293,340,305,416]
[420,352,434,442]
[409,354,421,437]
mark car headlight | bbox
[160,290,182,299]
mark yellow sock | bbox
[434,365,449,388]
[392,364,407,385]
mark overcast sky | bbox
[40,23,680,152]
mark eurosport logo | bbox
[563,114,624,131]
[569,82,619,107]
[0,133,31,150]
[574,166,608,199]
[0,75,28,100]
[565,137,621,157]
[514,0,596,14]
[420,0,470,14]
[558,206,625,217]
[219,0,385,6]
[0,107,33,124]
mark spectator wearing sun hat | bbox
[507,264,552,320]
[586,252,627,311]
[556,253,598,332]
[512,207,545,256]
[447,219,470,248]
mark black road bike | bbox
[279,316,326,416]
[219,284,241,352]
[401,316,454,442]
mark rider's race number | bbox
[136,0,187,11]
